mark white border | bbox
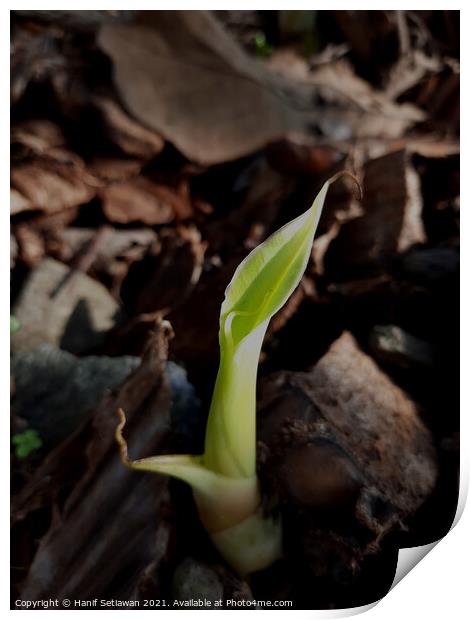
[5,4,465,618]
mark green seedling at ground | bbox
[116,172,359,575]
[10,315,20,334]
[12,429,42,459]
[254,32,273,58]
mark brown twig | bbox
[50,225,110,298]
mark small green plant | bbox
[253,32,273,58]
[10,315,20,334]
[117,173,358,575]
[12,429,42,459]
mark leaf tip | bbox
[328,170,362,200]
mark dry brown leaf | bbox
[98,11,295,165]
[100,177,178,225]
[12,319,174,601]
[324,149,426,277]
[93,96,165,159]
[18,207,82,236]
[10,120,97,215]
[99,12,425,165]
[121,226,206,315]
[11,151,97,215]
[10,188,33,216]
[13,224,45,267]
[11,120,66,156]
[11,161,95,214]
[270,52,425,140]
[87,156,143,183]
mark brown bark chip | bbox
[259,332,437,533]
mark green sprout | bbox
[253,32,273,58]
[10,315,20,334]
[12,429,42,459]
[116,172,358,575]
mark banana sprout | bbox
[116,172,359,575]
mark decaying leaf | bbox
[93,96,165,160]
[87,157,143,183]
[12,320,174,601]
[13,225,45,267]
[11,120,66,157]
[100,177,192,225]
[10,188,33,216]
[99,12,424,166]
[98,11,294,165]
[325,149,426,277]
[268,52,425,140]
[121,226,206,315]
[11,120,98,216]
[11,154,96,216]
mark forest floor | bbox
[11,10,459,610]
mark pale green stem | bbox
[203,318,269,478]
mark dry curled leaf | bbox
[13,224,45,267]
[12,319,174,602]
[325,149,426,277]
[11,154,96,215]
[121,226,206,315]
[93,96,165,159]
[11,120,66,156]
[100,177,180,225]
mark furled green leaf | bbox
[220,180,329,345]
[204,178,334,477]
